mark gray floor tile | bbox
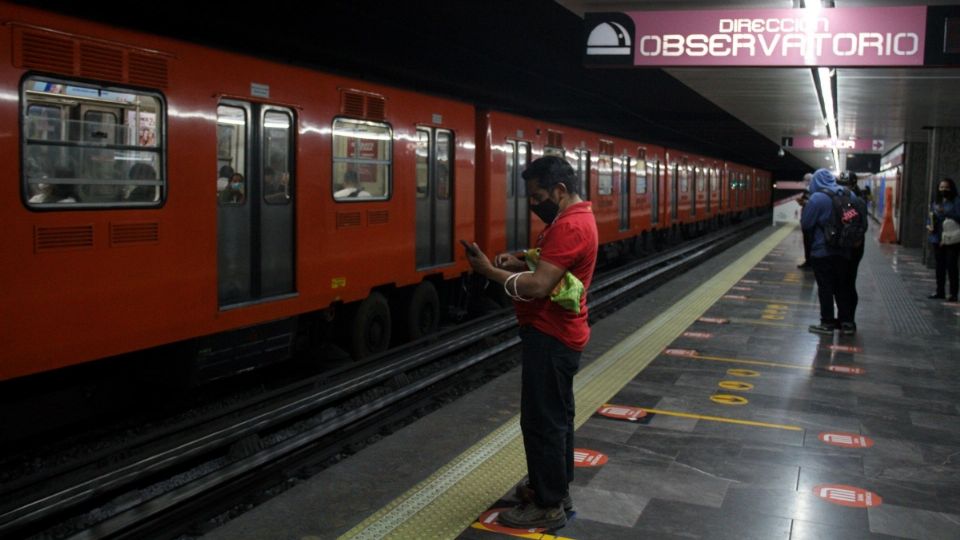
[568,485,649,528]
[868,503,960,539]
[721,486,870,529]
[589,462,731,508]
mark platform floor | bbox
[203,225,960,540]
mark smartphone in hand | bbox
[460,239,479,256]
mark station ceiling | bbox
[559,0,960,174]
[22,0,926,180]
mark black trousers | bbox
[933,242,960,297]
[811,255,856,325]
[802,229,812,263]
[519,326,580,507]
[840,245,864,321]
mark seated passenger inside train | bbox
[124,162,158,202]
[334,170,371,199]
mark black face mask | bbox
[531,196,559,224]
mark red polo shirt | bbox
[514,201,598,351]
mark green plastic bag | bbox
[524,248,585,314]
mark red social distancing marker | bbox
[683,331,713,339]
[573,449,609,468]
[474,508,546,535]
[597,404,647,421]
[819,432,875,448]
[826,365,866,375]
[813,484,882,508]
[664,348,698,357]
[828,345,863,353]
[698,317,730,324]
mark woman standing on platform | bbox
[927,177,960,302]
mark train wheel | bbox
[350,291,392,358]
[407,281,440,340]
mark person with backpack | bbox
[837,172,868,330]
[800,169,868,335]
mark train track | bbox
[0,217,767,540]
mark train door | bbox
[670,161,679,221]
[691,166,698,217]
[505,140,530,252]
[705,167,712,214]
[415,128,454,268]
[619,154,630,231]
[649,157,660,225]
[216,102,296,307]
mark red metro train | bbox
[0,3,771,383]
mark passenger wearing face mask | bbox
[463,156,598,530]
[926,177,960,301]
[220,173,246,204]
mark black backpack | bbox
[820,188,868,249]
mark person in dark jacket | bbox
[927,177,960,301]
[801,169,857,335]
[837,172,866,331]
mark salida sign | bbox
[584,6,927,67]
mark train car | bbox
[724,160,753,220]
[0,3,478,381]
[0,3,773,385]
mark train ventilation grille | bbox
[110,222,159,247]
[336,212,362,228]
[35,225,94,252]
[367,210,389,225]
[79,43,123,81]
[340,90,386,120]
[14,27,170,88]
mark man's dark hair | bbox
[522,156,579,195]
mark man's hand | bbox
[494,252,526,272]
[464,242,495,277]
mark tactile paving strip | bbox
[339,224,796,540]
[866,244,938,336]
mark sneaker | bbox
[808,323,836,335]
[498,502,567,530]
[515,481,573,511]
[840,322,856,336]
[928,293,946,299]
[797,262,812,269]
[949,295,958,302]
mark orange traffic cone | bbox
[878,186,897,243]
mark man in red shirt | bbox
[466,156,598,529]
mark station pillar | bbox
[924,128,960,264]
[897,141,928,248]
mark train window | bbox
[598,154,613,195]
[22,76,164,208]
[217,105,248,205]
[333,118,392,201]
[680,161,689,192]
[577,149,590,199]
[263,110,293,205]
[697,169,705,192]
[437,130,452,200]
[634,158,646,194]
[416,129,430,199]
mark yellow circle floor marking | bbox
[719,380,754,391]
[711,394,749,405]
[727,368,760,377]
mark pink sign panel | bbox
[600,7,928,67]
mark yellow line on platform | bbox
[339,224,795,540]
[640,407,802,431]
[727,317,801,328]
[684,353,812,370]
